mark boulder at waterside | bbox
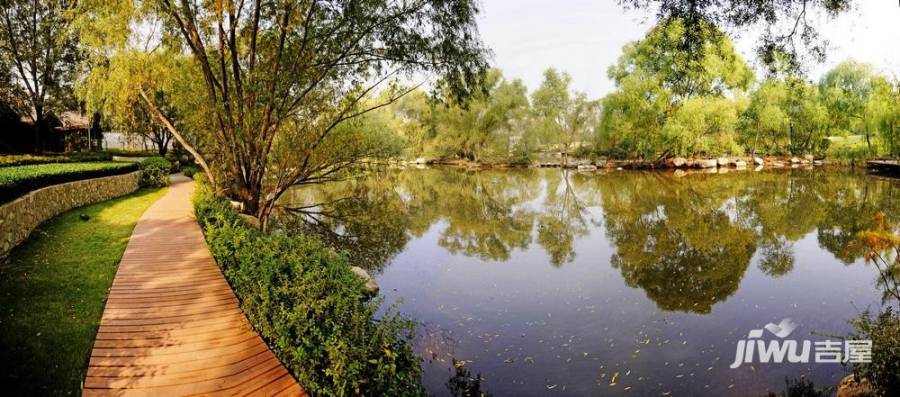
[694,159,718,169]
[350,266,380,295]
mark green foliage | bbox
[817,61,900,156]
[532,69,600,164]
[139,157,172,187]
[663,95,745,156]
[181,165,199,179]
[867,77,900,157]
[740,78,830,155]
[845,213,900,396]
[0,0,82,149]
[848,308,900,396]
[825,136,869,163]
[428,69,531,162]
[617,0,853,74]
[0,161,138,203]
[0,152,112,167]
[598,20,752,159]
[193,184,425,397]
[111,0,489,224]
[0,187,166,395]
[102,149,158,157]
[78,50,183,156]
[607,19,754,99]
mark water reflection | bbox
[279,168,900,395]
[281,168,899,313]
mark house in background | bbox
[10,111,102,153]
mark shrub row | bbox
[103,148,159,157]
[193,183,425,396]
[0,152,113,167]
[0,162,139,203]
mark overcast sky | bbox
[476,0,900,98]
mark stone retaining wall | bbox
[0,171,142,257]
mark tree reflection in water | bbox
[445,366,492,397]
[278,167,900,313]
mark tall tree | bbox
[532,68,599,166]
[0,0,81,152]
[818,61,878,151]
[80,50,181,156]
[431,69,529,162]
[867,78,900,157]
[129,0,487,227]
[740,77,829,155]
[598,20,752,159]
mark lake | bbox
[281,167,899,396]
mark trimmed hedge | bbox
[104,149,158,157]
[0,152,113,168]
[193,183,425,396]
[0,162,139,203]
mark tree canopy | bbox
[0,0,82,151]
[617,0,855,74]
[83,0,490,226]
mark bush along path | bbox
[194,181,425,396]
[82,176,304,396]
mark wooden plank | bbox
[83,179,303,396]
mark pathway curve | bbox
[83,176,304,397]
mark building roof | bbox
[19,111,90,131]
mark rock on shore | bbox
[350,266,380,295]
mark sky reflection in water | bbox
[282,168,900,396]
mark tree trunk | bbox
[864,125,872,155]
[33,105,43,153]
[139,89,216,188]
[238,178,266,229]
[155,132,168,156]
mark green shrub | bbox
[181,165,199,178]
[0,162,139,203]
[193,184,425,396]
[68,152,113,162]
[140,157,172,187]
[104,148,158,157]
[0,152,112,167]
[848,307,900,396]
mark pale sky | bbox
[476,0,900,98]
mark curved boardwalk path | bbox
[83,177,304,397]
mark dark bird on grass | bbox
[79,214,90,221]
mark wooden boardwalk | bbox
[867,160,900,174]
[83,177,304,397]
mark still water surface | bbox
[283,168,899,396]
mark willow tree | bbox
[134,0,486,227]
[598,20,753,159]
[429,69,529,162]
[531,68,599,166]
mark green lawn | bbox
[0,188,166,396]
